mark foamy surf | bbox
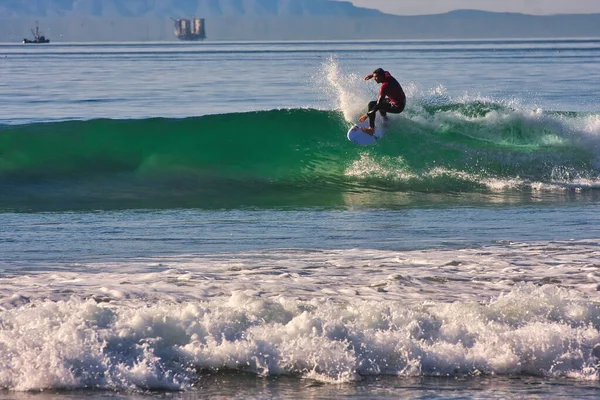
[1,240,599,390]
[0,286,598,390]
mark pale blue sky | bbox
[340,0,600,16]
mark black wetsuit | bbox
[367,71,406,128]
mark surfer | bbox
[359,68,406,135]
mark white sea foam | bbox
[0,240,599,390]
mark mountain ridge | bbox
[0,0,386,18]
[2,1,599,41]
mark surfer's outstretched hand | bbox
[359,114,368,123]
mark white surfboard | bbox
[347,122,384,146]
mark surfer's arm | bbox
[364,74,373,80]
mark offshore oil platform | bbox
[172,17,206,41]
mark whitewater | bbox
[1,39,600,399]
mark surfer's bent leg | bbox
[378,100,391,119]
[387,100,406,115]
[367,101,378,128]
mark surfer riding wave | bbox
[359,68,406,135]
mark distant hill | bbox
[0,0,385,18]
[1,1,599,42]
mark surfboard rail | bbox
[347,123,384,145]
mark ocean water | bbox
[1,38,600,399]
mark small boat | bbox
[22,23,50,44]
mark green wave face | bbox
[1,105,599,210]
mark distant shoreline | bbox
[2,11,599,42]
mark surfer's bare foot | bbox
[360,126,374,135]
